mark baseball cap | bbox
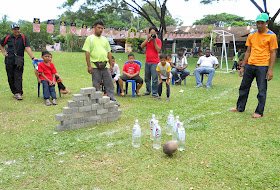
[11,24,20,29]
[256,13,269,22]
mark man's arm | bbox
[85,51,93,74]
[0,44,8,56]
[108,52,113,72]
[25,47,37,60]
[266,49,276,81]
[141,36,150,49]
[239,46,251,77]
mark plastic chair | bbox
[32,59,61,98]
[200,72,208,83]
[118,60,142,98]
[171,72,187,85]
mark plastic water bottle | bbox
[167,110,174,135]
[177,122,185,151]
[172,116,180,141]
[153,120,161,149]
[150,114,156,140]
[132,119,141,148]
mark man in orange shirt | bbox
[229,13,278,118]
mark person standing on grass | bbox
[82,20,119,106]
[232,49,242,71]
[0,24,38,100]
[156,54,171,101]
[229,13,278,118]
[141,26,162,98]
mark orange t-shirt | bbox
[246,29,278,66]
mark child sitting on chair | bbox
[37,51,59,105]
[35,54,71,95]
[118,53,143,97]
[156,54,171,101]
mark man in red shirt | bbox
[118,53,143,97]
[141,26,162,97]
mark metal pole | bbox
[223,31,229,72]
[210,32,213,52]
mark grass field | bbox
[0,52,279,189]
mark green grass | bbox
[0,52,279,189]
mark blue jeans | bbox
[171,68,190,81]
[236,65,268,116]
[42,80,56,100]
[194,67,215,87]
[144,63,158,95]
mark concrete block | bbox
[107,116,119,122]
[55,113,65,121]
[77,101,84,107]
[83,100,92,106]
[83,121,97,127]
[97,109,108,115]
[91,99,97,104]
[88,110,97,116]
[79,105,92,112]
[104,101,115,109]
[73,94,89,101]
[97,118,108,124]
[118,109,123,115]
[89,91,103,100]
[108,111,120,117]
[56,124,65,131]
[100,113,109,119]
[72,112,89,119]
[63,107,78,114]
[80,87,96,95]
[67,100,77,107]
[97,96,110,104]
[108,105,118,112]
[88,115,101,121]
[91,103,99,110]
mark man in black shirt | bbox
[0,24,37,100]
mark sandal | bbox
[15,94,23,100]
[45,101,52,106]
[252,113,261,118]
[135,91,141,97]
[120,92,125,97]
[52,100,57,105]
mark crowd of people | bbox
[0,13,278,118]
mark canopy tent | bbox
[210,30,236,72]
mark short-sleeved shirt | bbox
[82,34,111,68]
[0,34,30,63]
[123,62,140,75]
[171,55,188,67]
[145,38,162,63]
[156,62,171,79]
[38,61,57,81]
[246,29,278,66]
[197,55,219,67]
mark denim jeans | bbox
[144,62,158,95]
[194,67,215,87]
[236,65,268,116]
[171,68,190,81]
[42,80,56,100]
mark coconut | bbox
[163,141,178,156]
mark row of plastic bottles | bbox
[132,110,185,151]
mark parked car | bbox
[111,45,125,53]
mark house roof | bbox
[74,25,257,42]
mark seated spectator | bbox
[156,54,171,101]
[101,56,120,95]
[166,54,172,63]
[194,49,219,89]
[119,53,143,97]
[170,47,190,85]
[35,54,71,94]
[37,51,59,105]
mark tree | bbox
[200,0,280,32]
[193,13,255,27]
[0,15,12,37]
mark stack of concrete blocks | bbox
[55,87,122,131]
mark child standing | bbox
[38,51,59,106]
[119,53,143,97]
[102,56,120,95]
[156,54,171,101]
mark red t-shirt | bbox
[38,61,57,81]
[123,62,140,75]
[145,38,162,63]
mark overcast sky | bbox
[0,0,279,26]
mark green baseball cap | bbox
[256,13,269,22]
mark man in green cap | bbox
[229,13,278,118]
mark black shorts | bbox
[120,75,143,84]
